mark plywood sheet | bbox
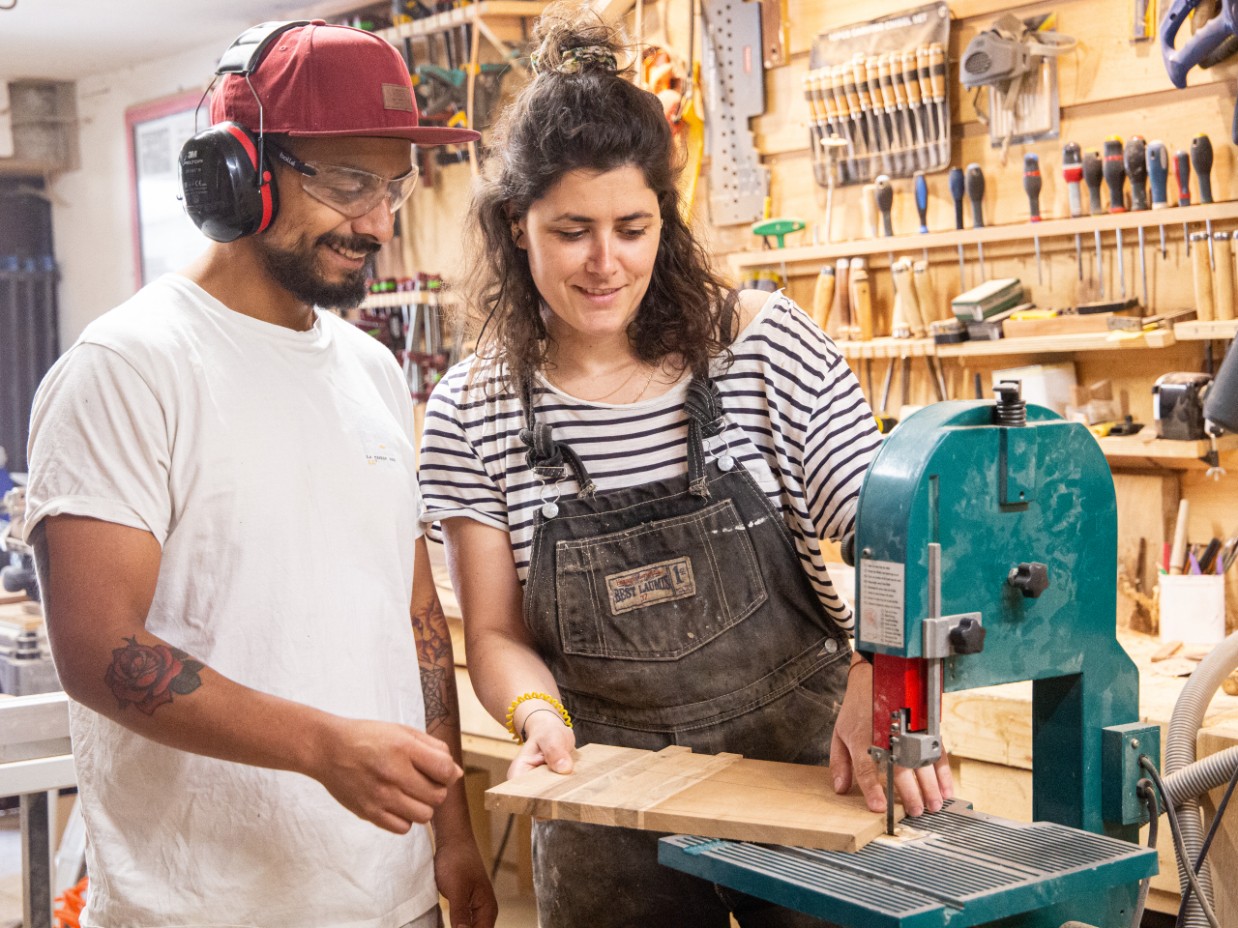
[485,743,892,852]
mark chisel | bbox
[1192,134,1214,267]
[1103,137,1127,299]
[949,166,965,286]
[1147,140,1170,260]
[1124,136,1148,309]
[966,163,987,280]
[1175,149,1191,256]
[1083,150,1105,297]
[1063,142,1084,280]
[1023,153,1043,284]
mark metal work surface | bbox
[660,799,1157,928]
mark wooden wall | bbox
[391,0,1238,633]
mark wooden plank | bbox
[486,743,891,852]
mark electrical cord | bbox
[1138,755,1222,928]
[1176,755,1238,925]
[1129,777,1158,928]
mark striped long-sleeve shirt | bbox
[418,291,880,630]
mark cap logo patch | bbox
[381,84,415,112]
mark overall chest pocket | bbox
[552,498,768,660]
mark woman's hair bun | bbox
[529,1,630,76]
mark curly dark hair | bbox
[463,0,736,393]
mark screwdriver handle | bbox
[1063,142,1083,218]
[948,167,965,229]
[1023,153,1042,221]
[1125,136,1149,211]
[1175,150,1192,206]
[875,174,894,237]
[965,162,985,228]
[1083,149,1104,214]
[1192,134,1214,203]
[914,171,929,233]
[832,258,852,336]
[1103,137,1127,213]
[812,265,836,330]
[1147,140,1170,209]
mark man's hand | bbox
[310,717,462,834]
[433,834,499,928]
[506,709,576,780]
[829,659,954,817]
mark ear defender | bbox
[179,121,279,243]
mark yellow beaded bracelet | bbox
[504,691,573,743]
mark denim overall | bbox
[519,377,851,927]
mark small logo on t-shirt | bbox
[358,427,401,467]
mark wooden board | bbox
[1198,722,1238,928]
[486,743,891,852]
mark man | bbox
[25,21,496,928]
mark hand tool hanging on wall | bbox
[1159,0,1238,142]
[1103,137,1128,299]
[966,163,988,280]
[914,171,929,234]
[1023,153,1043,284]
[1192,231,1216,321]
[1124,136,1150,309]
[949,166,966,286]
[1191,133,1215,266]
[1083,149,1105,297]
[1063,142,1084,280]
[701,0,769,225]
[1175,148,1192,256]
[833,258,855,340]
[901,51,928,167]
[812,264,836,331]
[1147,140,1171,260]
[875,174,895,236]
[852,258,875,342]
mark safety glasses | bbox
[267,141,419,219]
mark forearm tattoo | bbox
[105,637,203,715]
[411,595,456,733]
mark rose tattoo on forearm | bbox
[105,637,203,715]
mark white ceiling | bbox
[0,0,368,82]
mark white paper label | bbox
[859,559,906,649]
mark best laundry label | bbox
[606,558,696,614]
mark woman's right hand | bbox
[507,709,577,779]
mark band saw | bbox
[660,383,1160,927]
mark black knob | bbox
[949,616,986,654]
[1008,562,1049,598]
[841,531,857,567]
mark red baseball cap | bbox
[209,21,480,146]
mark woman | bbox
[418,5,952,925]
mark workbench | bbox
[425,542,1238,918]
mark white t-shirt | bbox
[25,275,435,928]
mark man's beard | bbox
[257,233,379,309]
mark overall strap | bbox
[684,375,726,498]
[517,376,597,498]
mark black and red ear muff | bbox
[178,20,309,243]
[179,121,279,243]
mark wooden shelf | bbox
[1174,319,1238,341]
[835,337,935,360]
[934,329,1176,358]
[1097,431,1238,469]
[729,201,1238,275]
[381,2,548,40]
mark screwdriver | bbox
[1147,140,1170,260]
[1063,142,1084,280]
[914,171,929,234]
[1192,134,1214,267]
[1124,136,1148,309]
[949,166,966,286]
[1023,153,1043,284]
[966,163,987,280]
[1083,150,1105,298]
[875,174,894,237]
[1103,137,1127,299]
[1176,149,1191,256]
[811,264,836,331]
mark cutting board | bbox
[485,743,896,852]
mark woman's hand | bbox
[829,657,954,817]
[506,707,578,780]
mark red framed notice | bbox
[125,90,209,289]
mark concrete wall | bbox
[50,40,221,345]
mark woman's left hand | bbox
[829,658,954,817]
